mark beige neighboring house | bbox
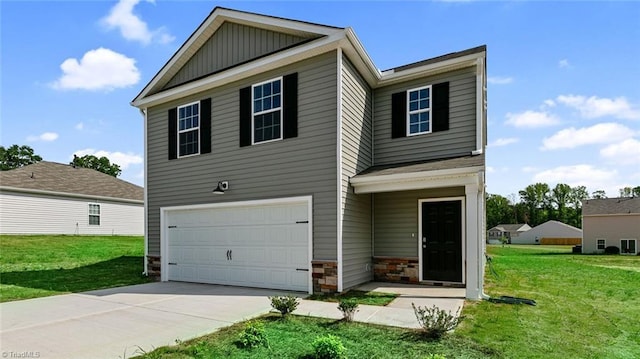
[511,220,582,245]
[0,161,144,235]
[582,197,639,254]
[487,223,531,244]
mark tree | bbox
[569,185,588,228]
[486,194,514,229]
[71,154,122,177]
[0,144,43,170]
[591,190,607,199]
[519,183,550,226]
[634,186,640,198]
[551,183,572,223]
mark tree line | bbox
[0,144,122,177]
[487,183,640,229]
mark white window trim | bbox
[251,76,284,145]
[620,238,637,255]
[88,203,101,226]
[596,238,606,250]
[177,101,200,158]
[406,85,432,137]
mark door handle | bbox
[226,250,230,260]
[229,250,232,260]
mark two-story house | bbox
[131,7,487,300]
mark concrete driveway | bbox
[0,282,298,359]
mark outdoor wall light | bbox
[213,181,229,194]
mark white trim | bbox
[418,197,466,285]
[142,108,149,276]
[596,238,606,250]
[351,167,483,194]
[0,186,143,205]
[251,76,284,145]
[336,48,344,292]
[465,183,482,300]
[620,238,637,255]
[475,57,485,154]
[160,195,314,293]
[177,101,201,158]
[406,85,432,137]
[88,203,101,226]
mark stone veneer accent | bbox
[146,255,161,279]
[373,256,419,283]
[312,260,338,293]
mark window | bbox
[252,78,282,144]
[407,85,431,135]
[89,204,100,226]
[178,102,200,157]
[597,239,606,250]
[621,239,637,255]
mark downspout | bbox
[139,108,149,276]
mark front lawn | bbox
[0,235,150,302]
[307,290,398,306]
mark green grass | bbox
[134,314,494,359]
[0,234,150,302]
[457,245,640,359]
[307,290,398,306]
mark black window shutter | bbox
[283,72,298,139]
[391,91,407,138]
[239,86,252,147]
[168,108,177,160]
[432,82,450,132]
[200,98,212,154]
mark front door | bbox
[421,200,462,282]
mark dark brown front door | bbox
[421,200,462,282]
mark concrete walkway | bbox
[0,282,464,359]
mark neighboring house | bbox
[487,223,531,244]
[511,220,582,245]
[582,197,639,254]
[0,162,143,235]
[131,7,487,299]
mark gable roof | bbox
[0,162,143,202]
[583,197,640,215]
[132,6,486,108]
[489,224,530,232]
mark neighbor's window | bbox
[178,102,200,157]
[621,239,637,255]
[89,203,100,226]
[407,85,431,135]
[596,239,606,250]
[253,77,282,144]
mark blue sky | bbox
[2,1,639,199]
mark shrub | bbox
[411,303,463,339]
[236,320,269,349]
[312,334,347,359]
[269,295,300,316]
[604,246,620,254]
[337,298,359,322]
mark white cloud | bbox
[73,149,143,170]
[488,137,519,147]
[505,110,560,128]
[51,48,140,91]
[533,165,617,192]
[558,59,570,68]
[487,76,513,85]
[27,132,59,142]
[557,95,640,120]
[75,122,84,130]
[101,0,174,45]
[522,166,539,173]
[600,138,640,165]
[543,99,556,108]
[541,122,635,150]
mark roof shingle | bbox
[582,197,640,215]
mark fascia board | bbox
[132,32,346,108]
[350,166,484,194]
[0,186,144,205]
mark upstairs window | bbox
[89,203,100,225]
[252,78,282,144]
[407,86,431,135]
[178,102,200,157]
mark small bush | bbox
[312,334,347,359]
[269,295,300,316]
[236,320,269,349]
[337,298,359,322]
[411,303,463,339]
[424,354,446,359]
[604,246,620,254]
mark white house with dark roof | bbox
[131,7,487,298]
[511,220,582,245]
[0,161,144,235]
[487,223,531,244]
[582,197,639,254]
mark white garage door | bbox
[165,199,310,292]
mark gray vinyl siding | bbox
[164,22,314,90]
[146,51,338,260]
[373,187,464,257]
[340,55,373,289]
[373,67,477,165]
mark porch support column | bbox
[465,182,482,300]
